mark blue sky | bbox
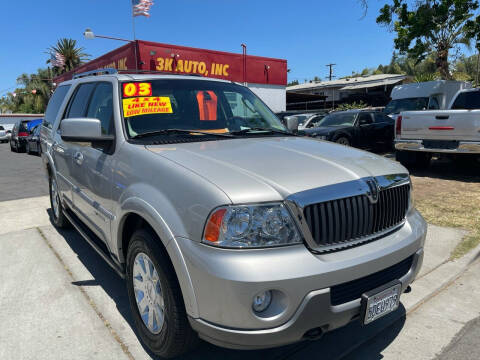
[0,0,397,94]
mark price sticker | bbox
[122,82,152,97]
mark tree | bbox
[377,0,480,79]
[287,79,299,86]
[47,38,90,74]
[6,68,54,113]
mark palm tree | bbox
[47,38,90,74]
[13,68,54,113]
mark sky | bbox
[0,0,398,95]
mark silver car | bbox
[41,69,426,358]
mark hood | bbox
[302,125,351,136]
[146,137,405,204]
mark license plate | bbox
[361,281,401,325]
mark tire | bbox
[335,136,350,146]
[49,176,70,228]
[126,229,198,358]
[396,150,431,169]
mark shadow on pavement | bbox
[47,209,407,360]
[409,156,480,183]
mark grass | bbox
[411,170,480,259]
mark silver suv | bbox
[41,69,426,358]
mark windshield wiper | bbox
[229,127,296,136]
[131,129,234,139]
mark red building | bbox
[54,40,287,112]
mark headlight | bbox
[203,203,302,248]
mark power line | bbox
[326,63,336,81]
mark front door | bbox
[356,112,375,148]
[63,81,116,245]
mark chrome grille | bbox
[303,183,410,248]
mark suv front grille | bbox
[330,255,414,305]
[303,183,410,249]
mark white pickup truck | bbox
[395,88,480,167]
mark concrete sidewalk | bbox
[0,196,476,359]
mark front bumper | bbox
[178,209,427,350]
[395,139,480,154]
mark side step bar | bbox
[63,210,125,279]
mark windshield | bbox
[384,97,429,115]
[121,79,286,138]
[317,112,356,127]
[295,115,309,126]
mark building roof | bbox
[287,74,407,92]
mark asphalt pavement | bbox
[0,142,48,201]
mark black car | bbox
[10,120,31,152]
[26,124,42,155]
[301,110,394,150]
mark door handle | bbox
[435,115,449,120]
[73,151,84,165]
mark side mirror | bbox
[60,118,113,143]
[284,116,299,132]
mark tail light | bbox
[395,116,402,136]
[18,132,29,137]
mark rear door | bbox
[400,91,480,141]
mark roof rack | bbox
[116,69,202,77]
[73,68,118,79]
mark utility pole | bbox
[326,63,336,81]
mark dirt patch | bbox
[409,157,480,259]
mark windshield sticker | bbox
[123,96,173,117]
[123,82,152,97]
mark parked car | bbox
[0,125,8,143]
[395,87,480,168]
[296,112,327,130]
[42,69,426,358]
[10,120,30,152]
[302,110,395,149]
[26,124,42,155]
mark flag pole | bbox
[131,1,138,71]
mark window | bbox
[65,82,96,118]
[43,85,71,129]
[86,82,114,135]
[121,79,284,138]
[428,96,440,110]
[358,113,373,125]
[451,91,480,110]
[374,113,392,123]
[0,126,4,130]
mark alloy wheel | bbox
[133,252,166,334]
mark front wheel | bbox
[126,229,198,358]
[335,136,350,146]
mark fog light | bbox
[252,290,272,313]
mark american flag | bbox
[132,0,154,17]
[50,52,65,68]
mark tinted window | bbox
[374,113,392,123]
[19,121,29,132]
[428,96,440,110]
[0,126,4,130]
[44,85,71,129]
[318,113,356,126]
[451,91,480,110]
[384,97,429,114]
[66,83,96,118]
[358,113,373,124]
[86,83,114,135]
